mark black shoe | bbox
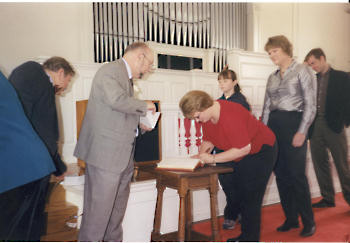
[312,199,335,208]
[300,224,316,237]
[276,221,299,232]
[227,235,242,242]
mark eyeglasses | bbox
[142,53,156,72]
[142,53,153,65]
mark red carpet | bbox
[193,193,350,242]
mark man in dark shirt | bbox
[6,57,75,240]
[305,48,350,208]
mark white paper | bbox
[140,111,161,129]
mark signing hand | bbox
[198,153,214,164]
[292,132,306,147]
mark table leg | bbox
[209,174,221,242]
[185,191,193,241]
[178,178,188,242]
[152,180,165,240]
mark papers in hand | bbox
[156,157,203,172]
[140,111,161,129]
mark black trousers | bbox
[268,110,314,227]
[218,162,240,221]
[233,143,277,241]
[0,175,50,242]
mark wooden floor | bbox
[40,167,155,242]
[41,183,79,242]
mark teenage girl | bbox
[216,68,250,230]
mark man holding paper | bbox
[74,42,156,241]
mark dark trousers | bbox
[0,175,50,241]
[218,162,240,221]
[310,116,350,204]
[268,110,314,227]
[233,143,277,241]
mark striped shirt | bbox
[261,61,317,135]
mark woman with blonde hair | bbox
[179,90,277,242]
[262,35,317,237]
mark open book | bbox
[140,111,161,129]
[156,157,203,172]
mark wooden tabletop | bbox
[147,164,233,178]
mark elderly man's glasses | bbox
[142,53,152,65]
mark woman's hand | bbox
[292,132,306,147]
[198,153,215,164]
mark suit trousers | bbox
[310,115,350,204]
[78,157,134,242]
[233,143,277,241]
[268,110,314,227]
[0,175,50,241]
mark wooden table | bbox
[147,165,233,242]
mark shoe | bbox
[276,221,299,232]
[223,219,236,230]
[227,235,241,242]
[300,224,316,237]
[312,199,335,208]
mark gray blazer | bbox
[74,59,147,172]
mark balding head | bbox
[123,42,154,79]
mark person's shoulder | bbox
[234,92,248,100]
[13,61,42,73]
[10,61,46,83]
[296,63,315,79]
[330,68,349,79]
[98,59,124,73]
[296,62,310,72]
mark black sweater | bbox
[9,61,66,176]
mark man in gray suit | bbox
[74,42,156,241]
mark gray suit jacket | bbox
[74,59,147,172]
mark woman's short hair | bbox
[218,69,241,93]
[179,90,214,119]
[264,35,293,57]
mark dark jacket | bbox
[218,92,251,111]
[309,68,350,137]
[9,61,66,176]
[0,71,55,193]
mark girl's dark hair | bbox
[218,69,241,93]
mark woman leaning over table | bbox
[179,90,277,242]
[262,35,317,237]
